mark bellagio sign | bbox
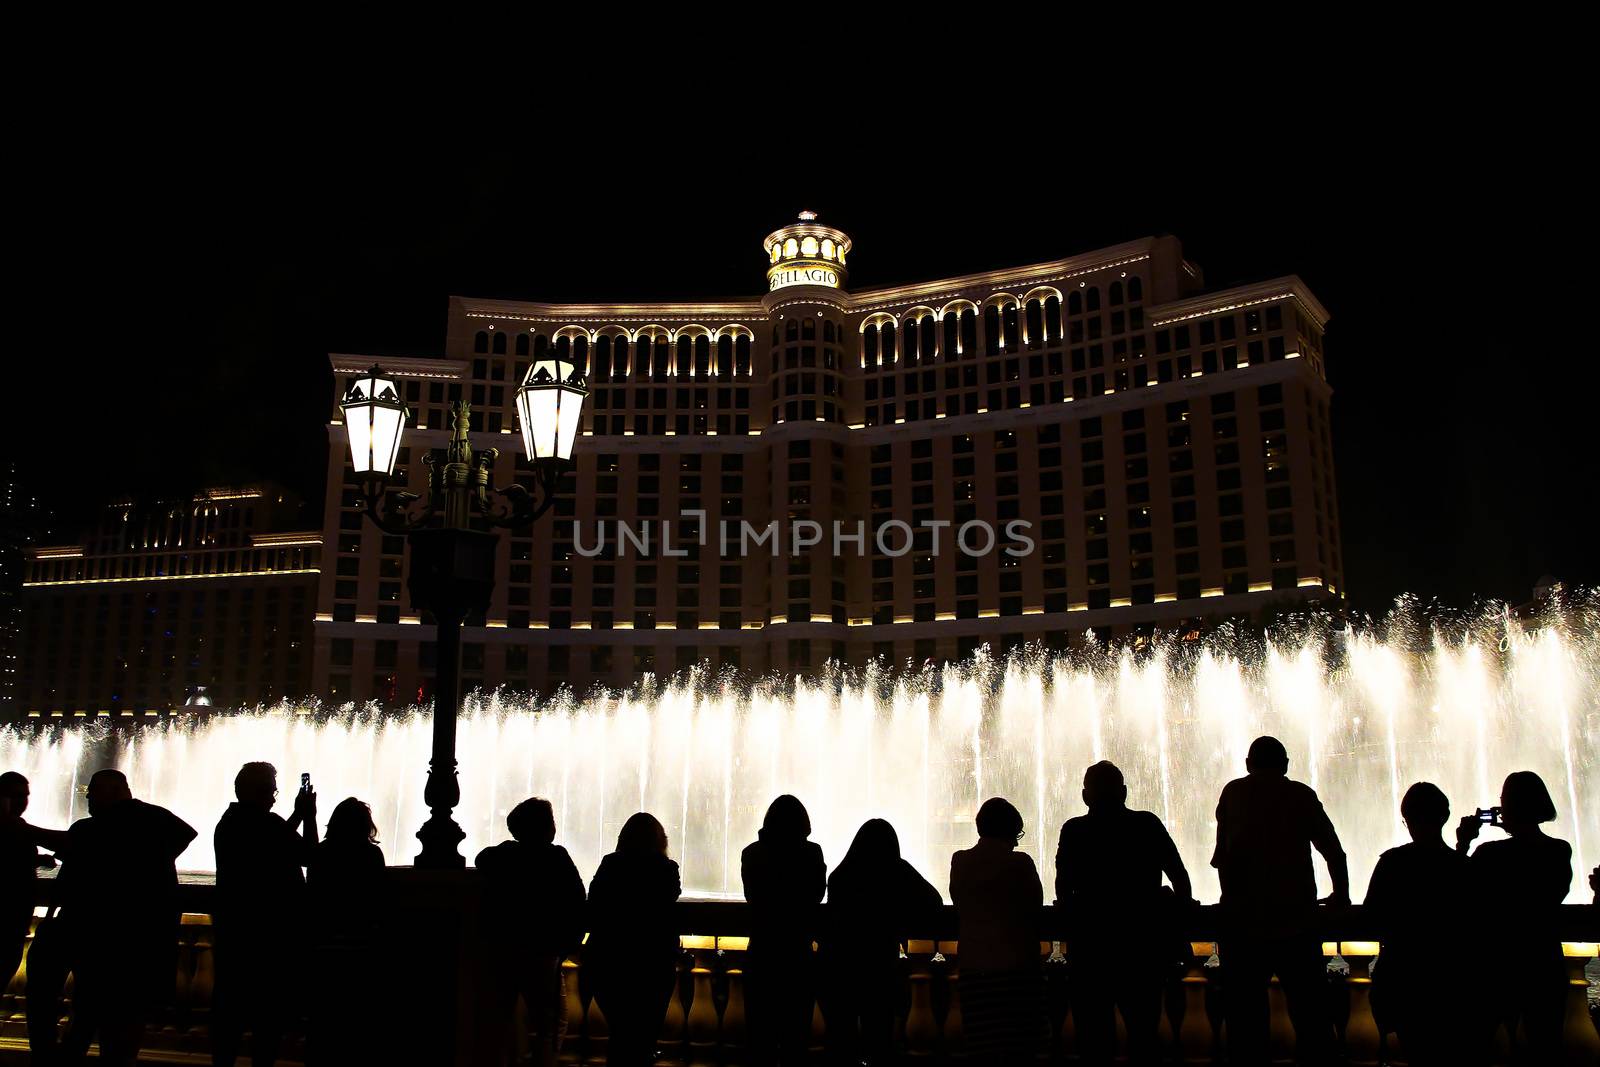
[768,263,841,291]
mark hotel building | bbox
[314,216,1340,704]
[16,486,321,719]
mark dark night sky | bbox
[10,133,1589,615]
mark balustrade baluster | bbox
[655,950,688,1066]
[903,940,938,1059]
[559,958,583,1065]
[684,946,719,1067]
[1177,943,1215,1063]
[1562,945,1600,1065]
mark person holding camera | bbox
[1455,770,1571,1064]
[211,762,318,1067]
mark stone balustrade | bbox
[2,876,1595,1065]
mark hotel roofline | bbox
[403,236,1326,349]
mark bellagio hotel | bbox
[313,215,1340,704]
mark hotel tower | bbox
[312,215,1340,705]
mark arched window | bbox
[492,332,507,355]
[474,331,489,353]
[1025,301,1043,348]
[1003,304,1019,349]
[1068,290,1083,316]
[823,321,835,342]
[694,335,710,378]
[1086,287,1100,312]
[1128,276,1143,302]
[515,333,530,357]
[1109,281,1124,306]
[919,318,936,364]
[652,338,671,380]
[786,319,799,341]
[677,336,693,377]
[902,320,919,363]
[593,336,612,381]
[611,336,628,379]
[572,336,589,375]
[555,336,571,363]
[716,336,733,379]
[1044,296,1062,344]
[862,327,879,367]
[960,309,977,356]
[943,314,959,358]
[736,335,751,377]
[984,306,1001,355]
[802,318,815,340]
[534,334,550,359]
[881,323,896,365]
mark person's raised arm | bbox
[291,787,318,860]
[25,822,73,856]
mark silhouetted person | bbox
[306,798,386,1067]
[1056,761,1194,1067]
[475,797,585,1067]
[1363,782,1469,1066]
[1,771,56,991]
[1455,770,1572,1064]
[584,812,683,1067]
[741,795,827,1067]
[820,818,941,1066]
[52,768,196,1067]
[1211,736,1348,1066]
[949,798,1045,1067]
[211,762,317,1067]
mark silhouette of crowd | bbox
[1,738,1593,1066]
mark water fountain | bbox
[5,604,1596,904]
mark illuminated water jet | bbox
[4,606,1596,903]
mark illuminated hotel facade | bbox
[16,486,321,719]
[314,217,1341,704]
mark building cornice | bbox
[1148,276,1331,329]
[845,238,1161,311]
[328,353,464,378]
[456,297,765,324]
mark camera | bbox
[1475,806,1501,826]
[300,772,312,794]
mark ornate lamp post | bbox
[340,357,588,867]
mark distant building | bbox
[1,460,49,719]
[15,485,321,720]
[312,217,1342,705]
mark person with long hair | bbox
[820,818,941,1065]
[306,797,387,1066]
[949,797,1045,1067]
[584,812,682,1067]
[1455,770,1572,1063]
[741,795,827,1066]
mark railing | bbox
[4,876,1596,1066]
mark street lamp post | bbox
[339,358,587,867]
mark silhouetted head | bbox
[616,812,669,856]
[975,797,1025,847]
[234,762,279,810]
[840,818,901,870]
[760,794,811,843]
[1245,736,1289,777]
[1499,771,1557,831]
[0,772,28,818]
[327,797,378,845]
[86,769,131,817]
[1399,781,1449,841]
[507,798,556,844]
[1082,761,1127,812]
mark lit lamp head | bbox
[340,365,408,478]
[516,354,588,464]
